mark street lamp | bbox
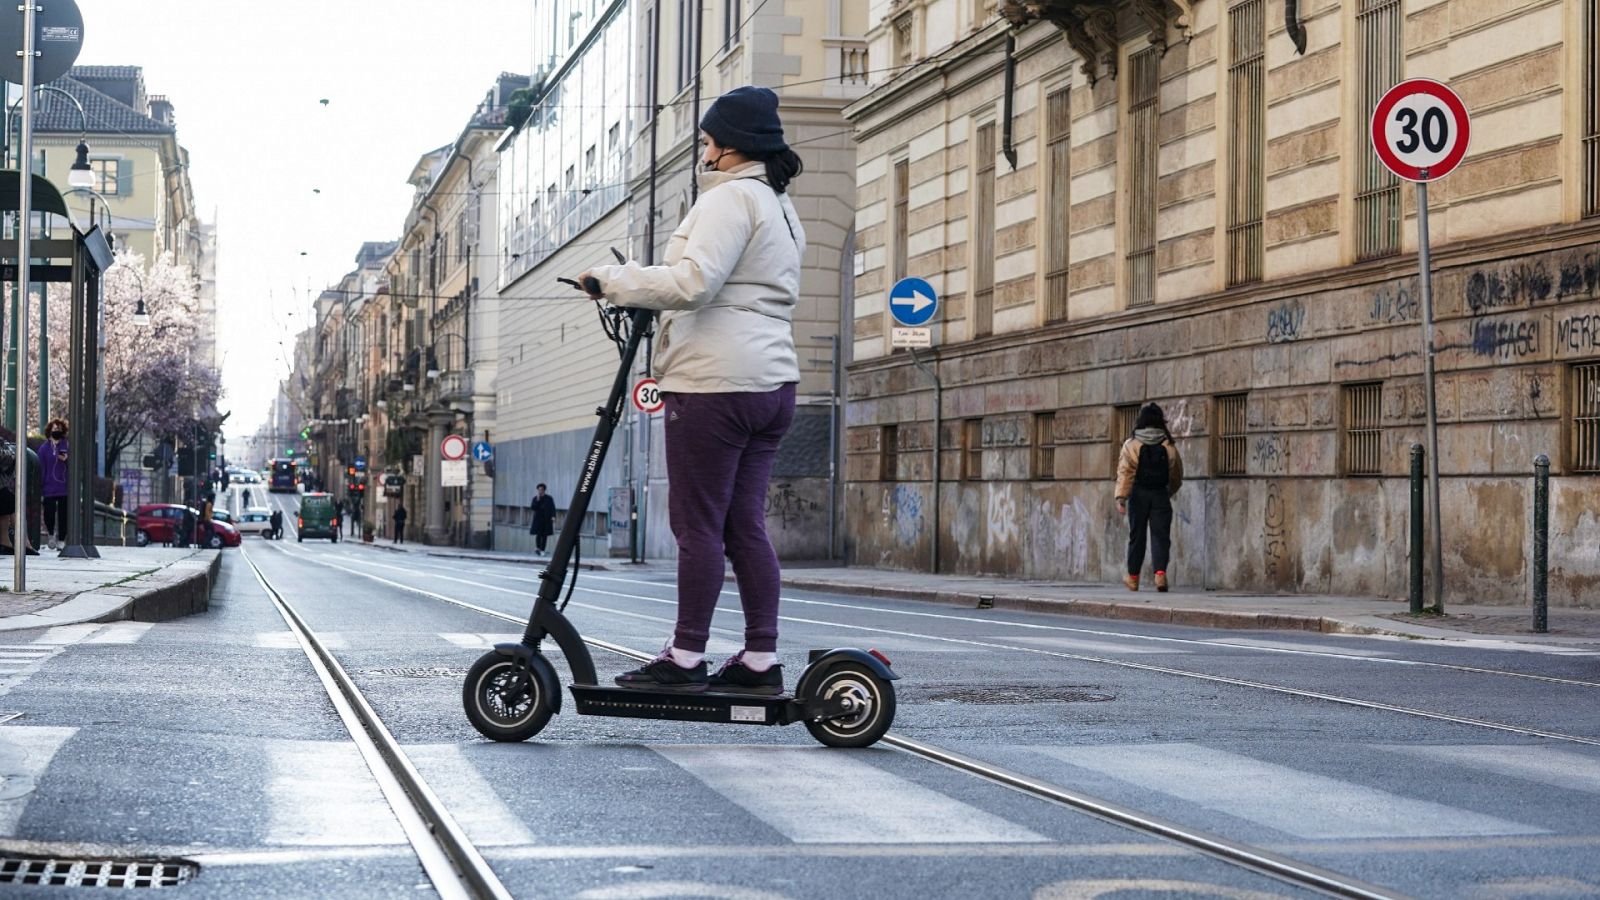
[4,85,93,180]
[68,141,92,188]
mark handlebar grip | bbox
[582,276,601,295]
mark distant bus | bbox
[269,459,298,493]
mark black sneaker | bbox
[707,653,784,696]
[614,651,708,692]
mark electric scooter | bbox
[462,272,898,749]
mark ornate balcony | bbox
[998,0,1194,83]
[434,369,475,405]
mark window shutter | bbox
[117,159,133,197]
[31,149,44,175]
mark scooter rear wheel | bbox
[803,663,896,748]
[464,651,555,742]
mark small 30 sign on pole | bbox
[1371,78,1471,615]
[631,377,664,414]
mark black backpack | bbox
[1134,441,1170,489]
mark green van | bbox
[297,493,341,542]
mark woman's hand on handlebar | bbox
[576,271,604,299]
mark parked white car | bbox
[233,506,275,537]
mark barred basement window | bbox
[1033,412,1056,479]
[963,418,983,480]
[892,159,910,284]
[1342,383,1384,476]
[972,123,997,337]
[880,425,899,481]
[1227,0,1265,286]
[1044,86,1071,323]
[1214,393,1247,476]
[1585,0,1600,217]
[1570,362,1600,473]
[1112,404,1139,476]
[1354,0,1402,260]
[1126,47,1159,308]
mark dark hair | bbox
[1134,402,1167,432]
[750,147,804,194]
[536,483,546,491]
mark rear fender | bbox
[793,647,899,702]
[492,643,563,714]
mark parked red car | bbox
[132,504,242,549]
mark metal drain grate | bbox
[363,666,468,678]
[923,686,1115,705]
[0,856,196,887]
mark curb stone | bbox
[0,550,221,632]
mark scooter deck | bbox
[569,684,801,727]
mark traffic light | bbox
[176,447,196,477]
[286,448,296,458]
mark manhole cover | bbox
[923,686,1114,705]
[363,666,468,678]
[0,856,197,887]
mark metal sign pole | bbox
[13,0,33,588]
[1416,175,1443,614]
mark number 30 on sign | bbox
[631,378,664,414]
[1370,78,1471,183]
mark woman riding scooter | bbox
[579,86,805,695]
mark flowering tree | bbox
[28,250,221,476]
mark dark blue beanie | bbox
[699,86,787,155]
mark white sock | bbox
[741,651,777,672]
[668,646,703,668]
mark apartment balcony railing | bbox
[434,370,475,404]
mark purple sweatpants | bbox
[664,384,796,654]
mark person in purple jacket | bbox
[39,417,68,551]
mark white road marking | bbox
[1207,637,1388,657]
[33,624,102,645]
[256,632,347,650]
[1000,635,1190,656]
[83,623,153,644]
[1390,744,1600,794]
[0,726,76,836]
[402,745,537,846]
[654,745,1047,844]
[1034,743,1545,840]
[439,633,522,649]
[264,739,407,846]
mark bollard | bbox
[1409,444,1424,615]
[1533,454,1549,634]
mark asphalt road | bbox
[0,511,1596,898]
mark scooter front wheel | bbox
[803,663,896,749]
[463,651,556,742]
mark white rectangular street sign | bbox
[441,458,468,487]
[891,327,932,349]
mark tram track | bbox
[251,542,1423,898]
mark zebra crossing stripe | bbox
[1034,743,1544,840]
[84,623,153,644]
[0,726,76,836]
[402,745,536,846]
[263,739,407,846]
[1389,744,1600,794]
[654,745,1048,844]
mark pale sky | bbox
[73,0,537,443]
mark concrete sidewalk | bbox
[350,539,1600,647]
[0,547,221,631]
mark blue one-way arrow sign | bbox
[889,277,938,327]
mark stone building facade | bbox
[841,0,1600,605]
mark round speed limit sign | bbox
[1371,78,1470,183]
[631,377,664,414]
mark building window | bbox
[1214,393,1247,476]
[677,0,695,91]
[1112,404,1139,475]
[1570,362,1600,472]
[963,418,983,480]
[1355,0,1402,260]
[1126,47,1159,308]
[723,0,742,50]
[972,122,996,337]
[893,14,915,68]
[1045,86,1071,323]
[880,425,898,481]
[91,158,123,196]
[1033,412,1056,479]
[1342,382,1384,475]
[1585,0,1600,217]
[1227,0,1265,285]
[892,159,909,284]
[644,4,659,113]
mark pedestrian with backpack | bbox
[1115,402,1184,592]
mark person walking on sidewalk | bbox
[392,502,407,544]
[528,484,556,556]
[39,418,68,551]
[577,86,805,696]
[1115,403,1184,592]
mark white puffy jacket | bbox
[588,162,805,393]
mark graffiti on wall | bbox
[1467,262,1552,315]
[1557,251,1600,301]
[1468,318,1539,360]
[987,487,1019,553]
[766,483,821,531]
[1368,280,1420,324]
[1251,435,1289,475]
[1029,496,1092,576]
[881,484,924,546]
[1266,299,1306,344]
[1557,314,1600,354]
[1264,481,1288,581]
[1168,398,1197,439]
